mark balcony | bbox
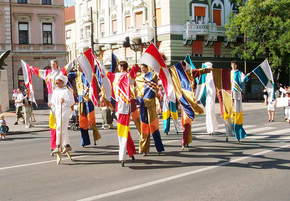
[98,24,153,46]
[77,39,91,50]
[183,21,227,45]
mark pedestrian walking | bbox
[23,89,33,128]
[14,88,24,125]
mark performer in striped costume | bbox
[68,64,101,147]
[106,61,139,167]
[135,64,165,156]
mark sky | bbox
[64,0,75,7]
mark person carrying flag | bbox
[68,64,101,147]
[30,59,74,155]
[135,64,165,156]
[230,60,250,142]
[175,61,211,150]
[48,74,75,154]
[105,61,139,167]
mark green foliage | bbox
[226,0,290,73]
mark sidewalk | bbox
[1,102,266,135]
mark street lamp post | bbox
[152,0,158,47]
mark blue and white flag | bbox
[252,60,275,102]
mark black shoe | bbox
[14,122,18,125]
[132,155,135,160]
[121,161,125,167]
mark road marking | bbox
[77,144,290,201]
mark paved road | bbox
[0,102,289,201]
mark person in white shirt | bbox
[48,75,75,154]
[14,88,24,125]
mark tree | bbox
[226,0,290,81]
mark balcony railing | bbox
[183,21,227,45]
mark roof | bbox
[65,5,75,22]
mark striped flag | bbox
[21,60,37,106]
[138,43,176,103]
[76,48,99,106]
[252,60,275,102]
[169,62,204,120]
[94,57,116,110]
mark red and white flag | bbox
[138,43,176,103]
[76,48,99,106]
[21,60,37,106]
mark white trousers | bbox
[55,107,72,146]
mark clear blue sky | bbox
[64,0,75,7]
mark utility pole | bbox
[90,7,94,54]
[153,0,157,47]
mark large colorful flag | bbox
[212,68,232,118]
[138,43,176,103]
[21,60,37,106]
[252,60,275,102]
[195,63,207,107]
[90,55,116,110]
[76,48,99,106]
[169,62,204,120]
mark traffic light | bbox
[123,36,130,48]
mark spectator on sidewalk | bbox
[0,114,6,140]
[23,89,33,128]
[14,88,24,125]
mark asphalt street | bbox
[0,102,289,201]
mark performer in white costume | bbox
[204,62,218,135]
[49,75,75,154]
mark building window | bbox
[214,42,221,57]
[43,23,52,44]
[19,22,29,44]
[135,12,143,29]
[156,8,161,26]
[125,16,131,31]
[194,7,205,24]
[18,0,27,4]
[42,0,51,5]
[112,19,117,35]
[191,41,203,57]
[100,23,105,37]
[125,47,134,61]
[100,0,105,10]
[213,9,221,26]
[66,30,71,39]
[85,26,91,39]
